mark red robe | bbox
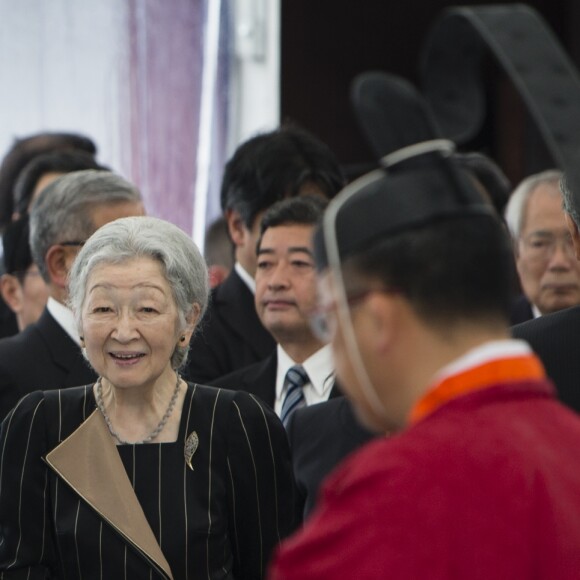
[269,352,580,579]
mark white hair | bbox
[504,169,563,239]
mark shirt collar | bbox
[46,296,82,346]
[276,343,334,400]
[409,339,545,424]
[234,262,255,293]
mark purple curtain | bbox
[126,0,230,236]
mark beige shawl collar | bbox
[45,409,174,580]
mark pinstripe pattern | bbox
[232,401,264,575]
[249,393,281,541]
[74,501,82,578]
[182,384,196,576]
[206,389,220,579]
[0,384,296,579]
[10,398,43,569]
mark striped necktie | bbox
[281,365,309,427]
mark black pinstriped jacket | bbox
[0,382,296,579]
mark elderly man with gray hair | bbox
[504,169,580,324]
[513,171,580,412]
[0,170,145,419]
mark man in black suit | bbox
[0,170,145,419]
[504,170,580,324]
[513,172,580,412]
[214,196,337,417]
[184,126,344,384]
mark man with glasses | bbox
[513,172,580,412]
[0,170,144,420]
[269,143,580,579]
[504,170,580,323]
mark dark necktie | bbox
[280,365,309,427]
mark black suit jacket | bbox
[510,294,534,325]
[0,307,97,420]
[286,396,376,520]
[213,351,340,408]
[183,270,275,384]
[512,305,580,412]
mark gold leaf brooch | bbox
[184,430,199,470]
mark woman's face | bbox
[80,256,192,391]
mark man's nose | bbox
[268,263,290,289]
[547,236,575,268]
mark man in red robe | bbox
[268,140,580,579]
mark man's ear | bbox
[565,213,580,260]
[181,303,202,344]
[363,292,400,355]
[45,245,70,289]
[225,209,245,248]
[0,274,23,314]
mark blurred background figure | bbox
[203,216,234,289]
[504,170,580,323]
[12,149,107,220]
[0,215,48,332]
[0,132,97,232]
[0,170,145,421]
[0,132,100,339]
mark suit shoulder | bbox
[513,306,580,343]
[5,385,92,419]
[189,381,265,405]
[0,324,42,356]
[212,359,264,389]
[188,382,275,423]
[1,390,46,433]
[291,397,344,427]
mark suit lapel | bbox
[37,308,97,384]
[216,271,275,357]
[240,354,278,406]
[328,380,342,400]
[45,410,174,580]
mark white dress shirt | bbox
[46,296,82,346]
[234,262,256,294]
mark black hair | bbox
[257,195,328,254]
[220,125,344,229]
[0,132,97,229]
[14,150,107,216]
[2,215,33,281]
[344,214,515,328]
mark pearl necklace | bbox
[95,374,181,445]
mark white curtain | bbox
[0,0,232,239]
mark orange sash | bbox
[409,354,545,425]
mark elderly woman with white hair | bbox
[0,216,296,580]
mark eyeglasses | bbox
[309,288,395,342]
[520,231,575,261]
[59,241,86,247]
